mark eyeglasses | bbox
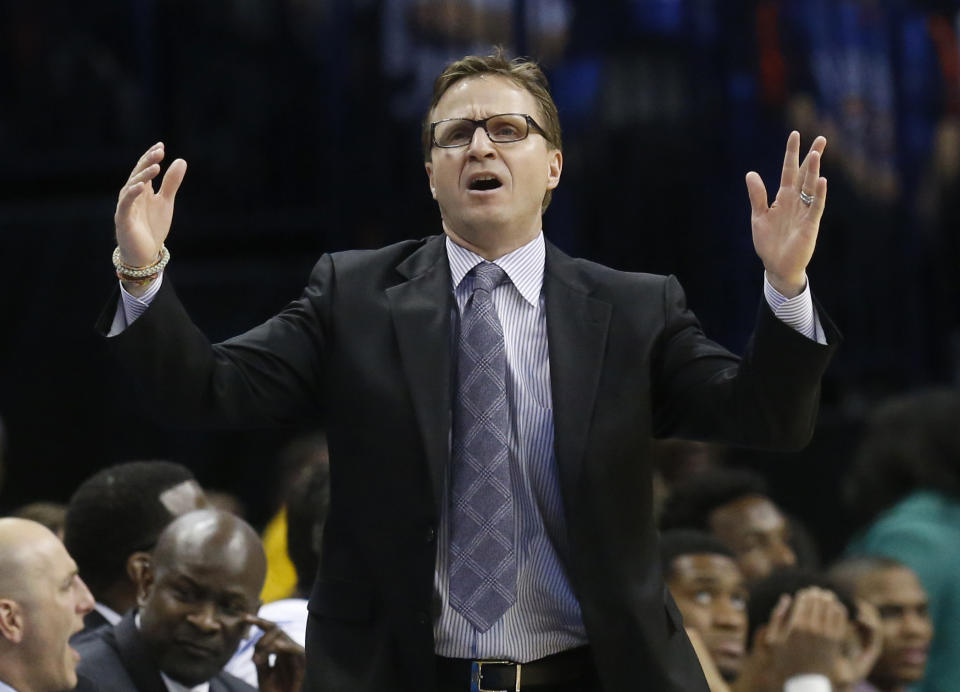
[430,113,547,148]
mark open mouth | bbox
[467,175,503,192]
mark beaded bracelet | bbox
[117,272,160,287]
[112,244,170,279]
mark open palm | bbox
[114,142,187,267]
[746,131,827,297]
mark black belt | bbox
[435,646,594,691]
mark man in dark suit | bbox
[64,461,208,643]
[102,51,836,691]
[74,509,304,692]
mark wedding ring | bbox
[799,190,815,207]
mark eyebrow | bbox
[171,573,249,600]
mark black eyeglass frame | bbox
[430,113,549,148]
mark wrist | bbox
[765,271,806,298]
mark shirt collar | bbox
[445,232,545,307]
[0,679,19,692]
[94,601,122,625]
[161,672,210,692]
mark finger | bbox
[126,142,165,185]
[764,594,792,644]
[116,181,145,218]
[745,171,768,218]
[827,602,847,639]
[800,151,821,199]
[805,176,828,229]
[242,613,278,631]
[807,589,832,632]
[159,158,188,202]
[780,130,801,190]
[126,163,161,191]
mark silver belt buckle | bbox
[472,659,522,692]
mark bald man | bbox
[74,509,304,692]
[0,518,95,692]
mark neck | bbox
[442,222,539,261]
[99,582,137,617]
[0,655,30,692]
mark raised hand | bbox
[243,613,306,692]
[114,142,187,267]
[746,131,827,297]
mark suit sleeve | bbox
[96,254,335,428]
[652,275,839,450]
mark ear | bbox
[136,560,156,607]
[0,599,24,644]
[424,161,437,199]
[545,149,562,191]
[127,552,151,589]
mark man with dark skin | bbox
[662,468,797,580]
[64,461,209,641]
[830,557,933,691]
[74,509,304,692]
[710,496,796,581]
[660,530,749,683]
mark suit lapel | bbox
[386,236,453,514]
[543,242,611,504]
[113,611,168,692]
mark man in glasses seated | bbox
[102,48,837,691]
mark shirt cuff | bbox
[783,674,832,692]
[108,272,164,336]
[762,272,826,345]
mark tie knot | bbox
[470,262,507,293]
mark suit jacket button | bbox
[416,611,430,625]
[425,525,436,543]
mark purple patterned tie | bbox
[449,262,516,632]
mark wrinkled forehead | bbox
[431,75,541,123]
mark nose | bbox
[466,124,496,159]
[76,577,95,615]
[770,539,796,568]
[186,602,222,633]
[714,598,747,631]
[903,609,933,638]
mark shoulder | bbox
[312,236,442,278]
[544,243,675,304]
[75,627,123,671]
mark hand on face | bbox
[244,613,306,692]
[746,131,827,297]
[763,587,848,682]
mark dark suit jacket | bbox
[73,611,255,692]
[99,235,838,691]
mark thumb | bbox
[159,158,188,201]
[745,171,768,219]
